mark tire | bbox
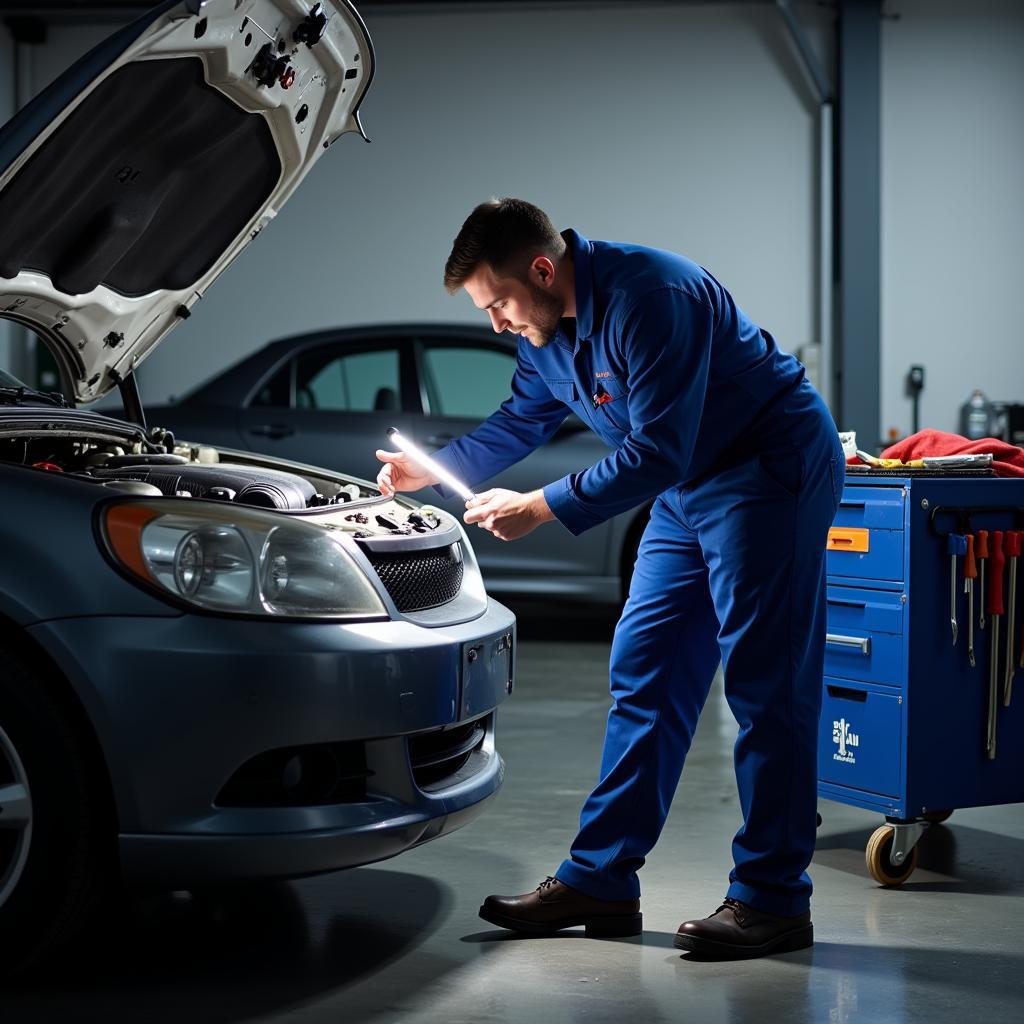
[0,647,115,977]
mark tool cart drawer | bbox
[827,487,906,582]
[818,679,903,798]
[825,586,905,687]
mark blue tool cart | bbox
[818,473,1024,885]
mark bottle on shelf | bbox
[960,389,994,440]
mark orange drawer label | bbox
[827,527,870,553]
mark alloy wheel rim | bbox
[0,724,33,910]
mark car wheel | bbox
[0,648,115,976]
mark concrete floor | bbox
[6,605,1024,1022]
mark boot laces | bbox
[717,897,748,923]
[536,876,559,893]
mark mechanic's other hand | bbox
[462,488,555,542]
[375,449,438,497]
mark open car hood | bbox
[0,0,373,404]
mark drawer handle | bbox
[829,597,867,609]
[827,527,869,553]
[826,684,868,702]
[839,500,866,508]
[826,633,872,655]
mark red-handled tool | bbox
[964,534,978,668]
[986,531,1005,759]
[1005,531,1021,706]
[977,530,990,630]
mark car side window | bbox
[249,362,292,408]
[294,348,401,412]
[421,343,515,419]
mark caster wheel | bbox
[922,809,953,824]
[865,825,918,886]
[816,812,823,829]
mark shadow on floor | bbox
[815,822,1024,894]
[3,869,453,1023]
[461,927,677,948]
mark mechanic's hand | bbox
[462,488,555,542]
[375,449,438,497]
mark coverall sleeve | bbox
[541,287,713,535]
[429,341,570,496]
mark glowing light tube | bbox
[386,427,475,502]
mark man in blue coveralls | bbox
[377,198,845,960]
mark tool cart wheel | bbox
[865,825,918,886]
[922,809,953,824]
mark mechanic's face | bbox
[464,259,564,349]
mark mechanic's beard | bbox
[524,282,563,348]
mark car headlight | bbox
[101,501,387,620]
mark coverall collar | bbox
[562,228,596,341]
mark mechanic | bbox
[376,198,844,960]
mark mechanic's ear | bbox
[531,256,555,286]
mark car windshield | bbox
[0,368,29,388]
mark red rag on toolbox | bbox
[879,429,1024,478]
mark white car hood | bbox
[0,0,373,404]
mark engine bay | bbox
[0,427,447,538]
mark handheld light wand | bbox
[385,427,475,502]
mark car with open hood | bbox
[0,0,514,973]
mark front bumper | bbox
[118,741,504,883]
[28,598,515,884]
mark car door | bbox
[412,334,615,586]
[235,338,419,483]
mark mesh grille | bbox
[364,544,464,612]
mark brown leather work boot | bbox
[674,897,813,959]
[479,877,642,937]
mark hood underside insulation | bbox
[0,56,281,298]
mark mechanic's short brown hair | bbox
[444,197,565,293]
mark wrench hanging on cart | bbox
[987,531,1005,759]
[964,533,977,668]
[947,533,967,646]
[1005,530,1021,706]
[977,530,990,631]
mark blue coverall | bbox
[433,230,845,916]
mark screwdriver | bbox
[977,530,990,630]
[1004,530,1021,707]
[964,533,977,668]
[986,531,1005,760]
[947,533,967,646]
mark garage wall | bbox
[880,0,1024,438]
[7,1,830,406]
[9,2,1020,440]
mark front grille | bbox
[408,716,489,792]
[364,544,464,612]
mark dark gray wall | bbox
[2,2,833,408]
[880,0,1024,437]
[2,1,1022,438]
